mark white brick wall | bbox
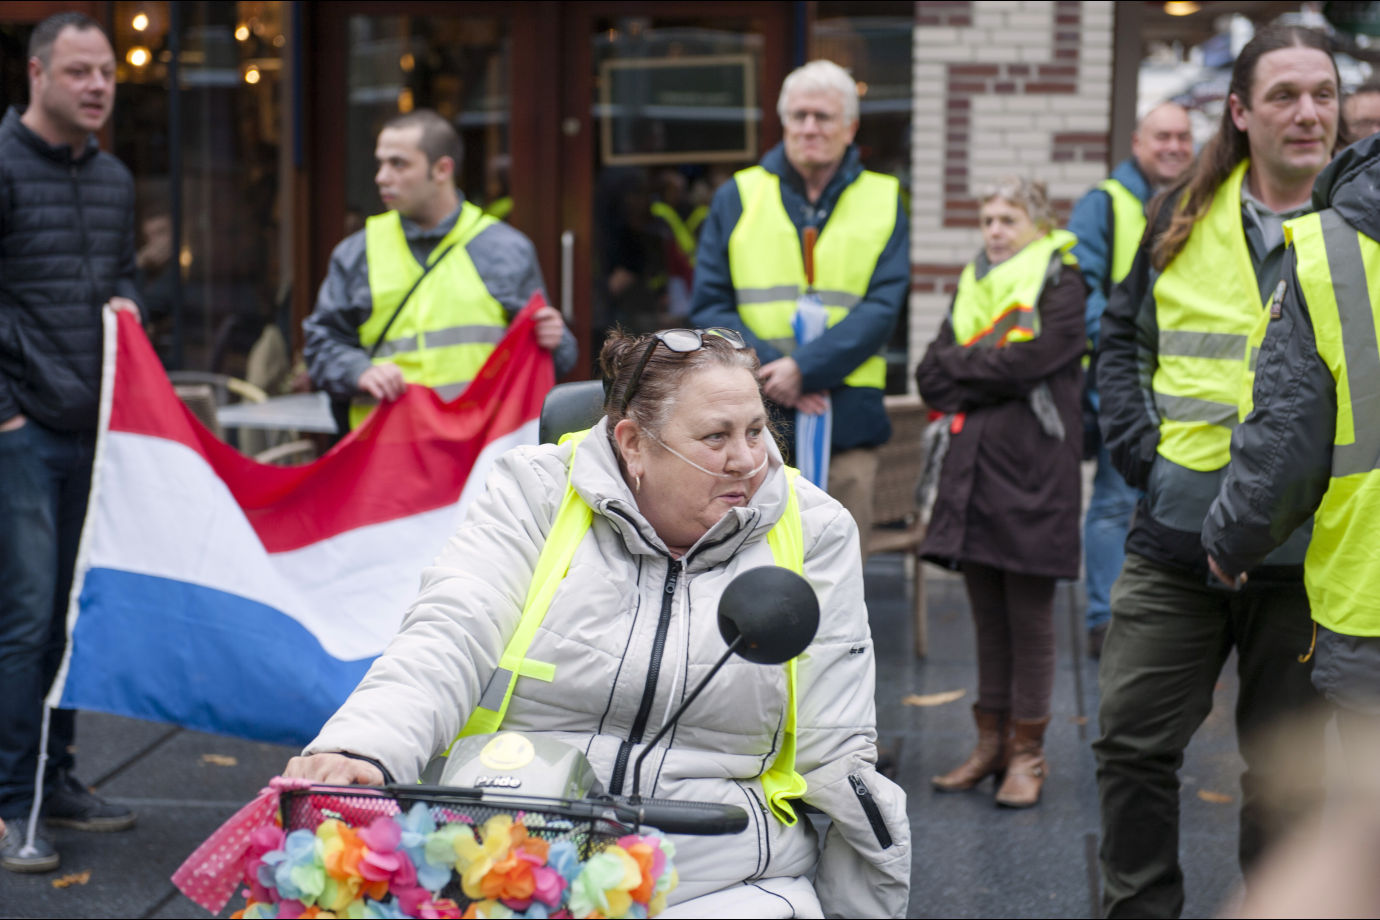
[908,0,1115,387]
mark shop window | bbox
[343,15,510,227]
[813,2,913,395]
[112,0,291,383]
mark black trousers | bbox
[1093,553,1323,918]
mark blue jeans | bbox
[0,419,93,820]
[1083,442,1137,630]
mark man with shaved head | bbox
[1067,101,1193,659]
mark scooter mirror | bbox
[717,566,820,664]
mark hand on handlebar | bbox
[283,752,384,786]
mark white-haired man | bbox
[691,59,908,550]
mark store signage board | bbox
[598,54,757,165]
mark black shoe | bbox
[1088,623,1109,660]
[1,823,60,873]
[44,772,136,832]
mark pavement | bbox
[0,554,1249,919]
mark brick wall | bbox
[908,0,1114,382]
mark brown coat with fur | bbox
[915,260,1087,579]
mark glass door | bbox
[560,3,790,375]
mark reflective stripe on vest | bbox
[1284,210,1380,635]
[1150,160,1264,472]
[951,230,1077,348]
[352,203,508,427]
[1097,177,1147,288]
[727,165,898,390]
[456,431,810,824]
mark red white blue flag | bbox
[49,299,554,745]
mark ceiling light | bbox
[132,12,148,31]
[1164,1,1202,15]
[126,46,150,67]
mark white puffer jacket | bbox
[306,420,911,917]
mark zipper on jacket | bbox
[849,773,893,849]
[70,164,98,308]
[608,557,681,795]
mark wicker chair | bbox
[867,394,930,657]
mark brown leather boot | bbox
[995,715,1050,808]
[932,706,1008,792]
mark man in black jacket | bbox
[1093,26,1336,917]
[0,12,141,873]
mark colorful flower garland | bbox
[231,803,678,919]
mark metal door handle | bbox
[561,230,574,324]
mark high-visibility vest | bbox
[1150,160,1267,472]
[685,204,709,237]
[951,231,1077,348]
[650,201,698,263]
[726,165,898,390]
[353,203,508,427]
[455,431,810,824]
[482,196,514,222]
[1280,209,1380,636]
[1097,177,1147,291]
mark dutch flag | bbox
[46,299,554,746]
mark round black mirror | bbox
[717,566,820,664]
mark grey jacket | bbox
[305,421,910,917]
[1203,134,1380,581]
[303,200,576,399]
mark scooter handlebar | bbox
[392,784,748,836]
[609,796,749,836]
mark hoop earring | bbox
[635,474,642,493]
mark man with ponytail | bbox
[1092,25,1339,918]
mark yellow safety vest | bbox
[951,231,1077,348]
[727,165,898,390]
[685,204,709,237]
[455,431,809,824]
[1150,160,1266,472]
[650,201,698,263]
[483,196,514,222]
[353,203,508,427]
[1097,178,1147,290]
[1280,210,1380,636]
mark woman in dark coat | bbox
[915,176,1086,808]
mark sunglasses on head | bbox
[618,327,748,416]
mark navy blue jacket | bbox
[0,107,141,430]
[689,143,908,451]
[1067,157,1152,358]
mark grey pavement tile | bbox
[861,555,1244,919]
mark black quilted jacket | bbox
[0,106,140,431]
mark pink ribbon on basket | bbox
[171,775,313,913]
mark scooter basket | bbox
[279,785,633,860]
[242,784,679,919]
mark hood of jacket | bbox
[566,418,790,573]
[1312,131,1380,241]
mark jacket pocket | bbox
[734,780,770,880]
[848,773,893,849]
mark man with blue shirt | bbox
[1066,102,1192,657]
[690,59,908,549]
